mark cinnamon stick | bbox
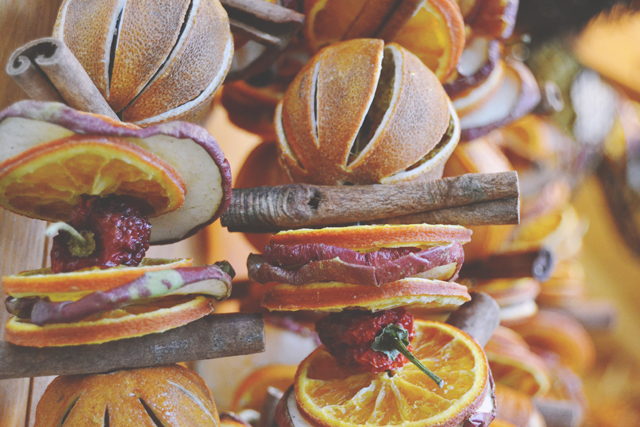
[342,0,425,42]
[459,247,557,282]
[6,38,119,120]
[446,292,501,347]
[222,0,304,81]
[222,171,520,232]
[0,313,264,380]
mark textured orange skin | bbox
[262,278,470,312]
[54,0,232,125]
[4,296,214,347]
[269,224,472,250]
[278,39,450,185]
[34,364,220,427]
[3,258,193,296]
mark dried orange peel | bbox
[276,321,494,427]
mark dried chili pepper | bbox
[316,308,443,387]
[50,195,152,273]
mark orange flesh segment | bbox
[295,320,488,427]
[0,135,186,222]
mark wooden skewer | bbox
[222,171,520,232]
[6,38,119,120]
[459,247,557,282]
[0,313,264,380]
[446,292,501,347]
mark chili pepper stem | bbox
[392,339,444,388]
[46,222,96,257]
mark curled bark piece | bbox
[222,171,520,232]
[7,38,118,120]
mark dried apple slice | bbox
[452,59,506,116]
[459,60,540,141]
[466,0,519,40]
[0,101,232,244]
[444,37,501,97]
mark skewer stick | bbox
[222,171,520,232]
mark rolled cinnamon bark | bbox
[222,171,520,232]
[7,38,119,120]
[459,247,557,282]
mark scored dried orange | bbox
[294,321,489,427]
[304,0,464,81]
[0,136,186,223]
[3,258,193,301]
[232,364,298,412]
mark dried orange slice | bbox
[392,0,465,81]
[262,278,470,312]
[232,364,298,412]
[304,0,464,81]
[3,258,193,301]
[485,333,552,398]
[4,295,213,347]
[0,135,186,223]
[269,224,472,251]
[293,320,490,427]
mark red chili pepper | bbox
[315,308,415,373]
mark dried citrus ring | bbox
[304,0,464,81]
[232,364,298,412]
[4,295,213,347]
[0,135,186,223]
[485,334,552,398]
[262,278,470,312]
[294,320,489,427]
[3,258,193,301]
[268,225,472,251]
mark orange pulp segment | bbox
[295,320,488,427]
[0,135,186,222]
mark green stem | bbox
[46,222,96,257]
[392,339,444,388]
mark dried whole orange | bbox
[53,0,233,126]
[304,0,465,81]
[276,39,460,185]
[279,320,495,427]
[34,364,219,426]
